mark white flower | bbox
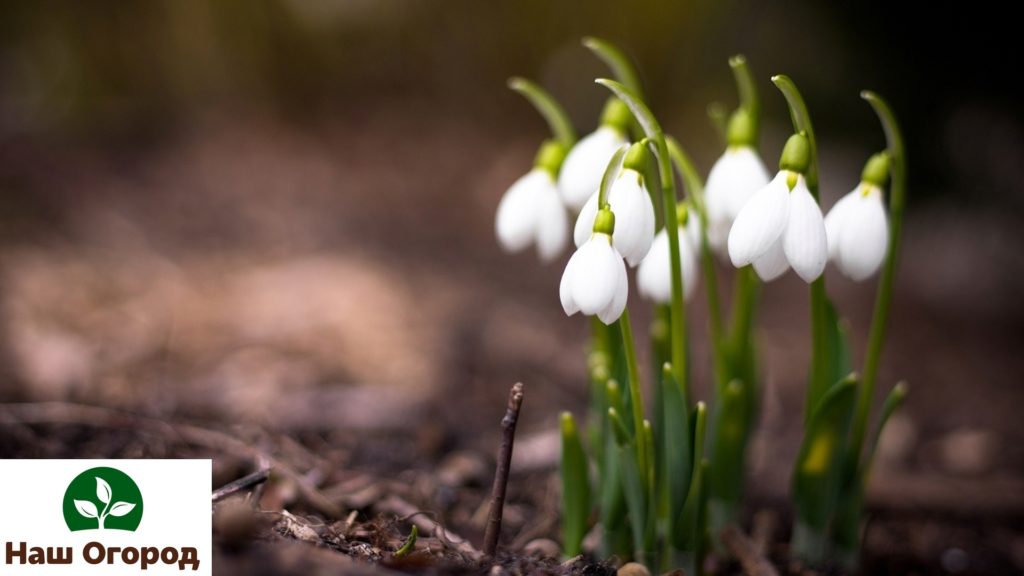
[495,168,569,262]
[728,171,827,283]
[560,232,628,325]
[557,127,629,211]
[572,169,655,267]
[824,183,889,281]
[704,146,770,254]
[637,216,701,303]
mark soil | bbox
[1,111,1022,575]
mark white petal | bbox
[495,170,546,253]
[569,234,621,315]
[534,183,569,262]
[824,188,859,260]
[573,191,599,248]
[727,171,791,267]
[636,226,699,303]
[684,214,703,250]
[704,147,770,254]
[557,127,628,210]
[597,249,629,324]
[783,179,828,283]
[751,236,789,281]
[837,186,889,281]
[559,248,581,316]
[637,228,671,303]
[607,169,656,267]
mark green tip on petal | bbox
[600,97,632,134]
[593,207,616,235]
[780,132,811,175]
[534,139,568,176]
[726,108,756,147]
[623,141,650,172]
[861,151,891,188]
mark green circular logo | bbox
[62,467,143,532]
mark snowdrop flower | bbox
[705,147,770,254]
[573,143,655,267]
[824,152,891,281]
[560,208,628,325]
[637,204,702,303]
[495,141,570,262]
[728,133,828,283]
[558,99,631,210]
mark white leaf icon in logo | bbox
[74,500,99,519]
[96,477,112,504]
[108,502,136,517]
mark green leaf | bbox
[660,364,692,547]
[792,376,857,557]
[599,428,629,557]
[507,77,576,147]
[675,403,706,552]
[806,298,852,425]
[394,525,418,557]
[708,380,746,507]
[618,441,650,565]
[582,37,643,97]
[560,412,591,557]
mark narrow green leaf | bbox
[675,403,706,551]
[661,364,692,546]
[791,377,857,561]
[507,77,576,147]
[806,298,852,424]
[582,37,644,97]
[600,427,629,557]
[394,525,418,557]
[608,407,632,447]
[708,380,746,511]
[618,441,649,565]
[560,412,591,557]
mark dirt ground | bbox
[2,109,1023,574]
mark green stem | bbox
[665,136,726,385]
[729,55,760,142]
[507,77,576,148]
[598,79,688,402]
[598,144,630,208]
[619,310,648,482]
[772,75,828,422]
[583,37,644,97]
[729,266,759,360]
[849,92,907,465]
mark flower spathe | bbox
[495,168,569,262]
[560,232,628,325]
[704,146,771,255]
[728,171,828,283]
[637,215,701,303]
[558,126,629,211]
[824,183,889,281]
[573,168,655,267]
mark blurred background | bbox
[1,0,1022,568]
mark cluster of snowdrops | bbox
[494,39,907,573]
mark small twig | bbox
[483,382,524,558]
[213,467,271,504]
[722,525,779,576]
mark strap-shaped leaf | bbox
[560,412,591,557]
[792,376,858,532]
[806,298,852,425]
[674,403,706,551]
[708,380,747,506]
[660,363,692,548]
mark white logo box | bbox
[0,459,211,575]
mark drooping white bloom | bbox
[728,171,828,283]
[637,216,701,303]
[557,127,629,211]
[495,168,569,262]
[824,183,889,281]
[704,146,771,254]
[573,168,655,267]
[560,232,628,325]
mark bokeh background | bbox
[1,0,1022,570]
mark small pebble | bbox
[617,562,651,576]
[522,538,560,559]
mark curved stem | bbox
[707,102,729,146]
[850,91,907,465]
[771,75,820,194]
[729,55,760,144]
[583,37,644,97]
[598,79,688,402]
[507,77,577,148]
[619,310,648,483]
[598,144,630,208]
[771,75,827,425]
